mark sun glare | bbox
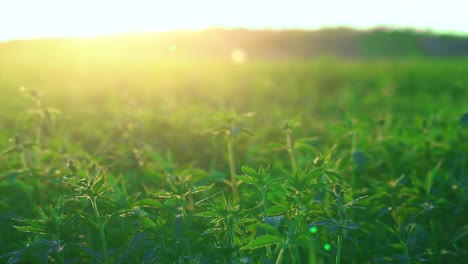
[231,49,247,64]
[1,0,216,40]
[0,0,467,41]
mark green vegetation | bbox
[0,39,467,263]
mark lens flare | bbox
[231,48,247,64]
[309,226,318,234]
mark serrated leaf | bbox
[460,112,468,128]
[0,146,18,157]
[310,219,337,226]
[241,235,282,250]
[14,225,45,234]
[236,175,256,185]
[201,227,222,236]
[264,143,287,151]
[240,128,255,136]
[211,126,231,135]
[134,199,162,208]
[139,217,157,228]
[194,211,218,218]
[190,184,214,194]
[267,205,288,215]
[324,170,342,179]
[345,223,360,229]
[257,223,282,237]
[241,166,257,176]
[346,195,369,207]
[264,215,284,229]
[451,227,468,242]
[80,245,103,263]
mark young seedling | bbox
[19,87,61,147]
[210,111,254,202]
[0,134,35,170]
[8,197,70,264]
[195,192,251,262]
[66,160,113,264]
[155,171,213,257]
[310,184,368,264]
[282,115,302,173]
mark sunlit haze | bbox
[1,0,467,41]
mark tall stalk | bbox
[90,198,109,264]
[226,135,238,202]
[275,246,286,264]
[336,234,343,264]
[350,127,356,190]
[335,184,346,264]
[283,121,298,174]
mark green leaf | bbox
[346,195,369,207]
[460,112,468,128]
[324,170,342,179]
[256,223,282,237]
[451,227,468,242]
[240,128,255,136]
[345,223,360,230]
[263,143,286,151]
[194,211,218,218]
[139,217,156,228]
[310,219,337,227]
[241,166,257,176]
[201,227,222,236]
[241,235,282,250]
[0,146,18,157]
[236,175,255,185]
[267,205,288,215]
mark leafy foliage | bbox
[0,58,467,263]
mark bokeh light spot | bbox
[309,226,318,234]
[323,243,331,251]
[231,48,247,64]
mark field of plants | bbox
[0,51,467,263]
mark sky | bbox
[1,0,467,41]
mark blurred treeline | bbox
[1,27,468,62]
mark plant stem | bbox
[261,187,272,256]
[54,234,65,264]
[336,234,343,264]
[276,246,285,264]
[261,187,268,219]
[226,136,238,201]
[91,198,109,264]
[350,129,356,189]
[181,197,192,256]
[335,185,345,264]
[285,132,297,173]
[309,238,317,264]
[20,149,28,170]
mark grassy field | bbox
[0,47,467,263]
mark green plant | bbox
[211,111,254,202]
[282,115,302,173]
[5,197,70,264]
[66,160,113,264]
[311,184,368,264]
[19,87,61,147]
